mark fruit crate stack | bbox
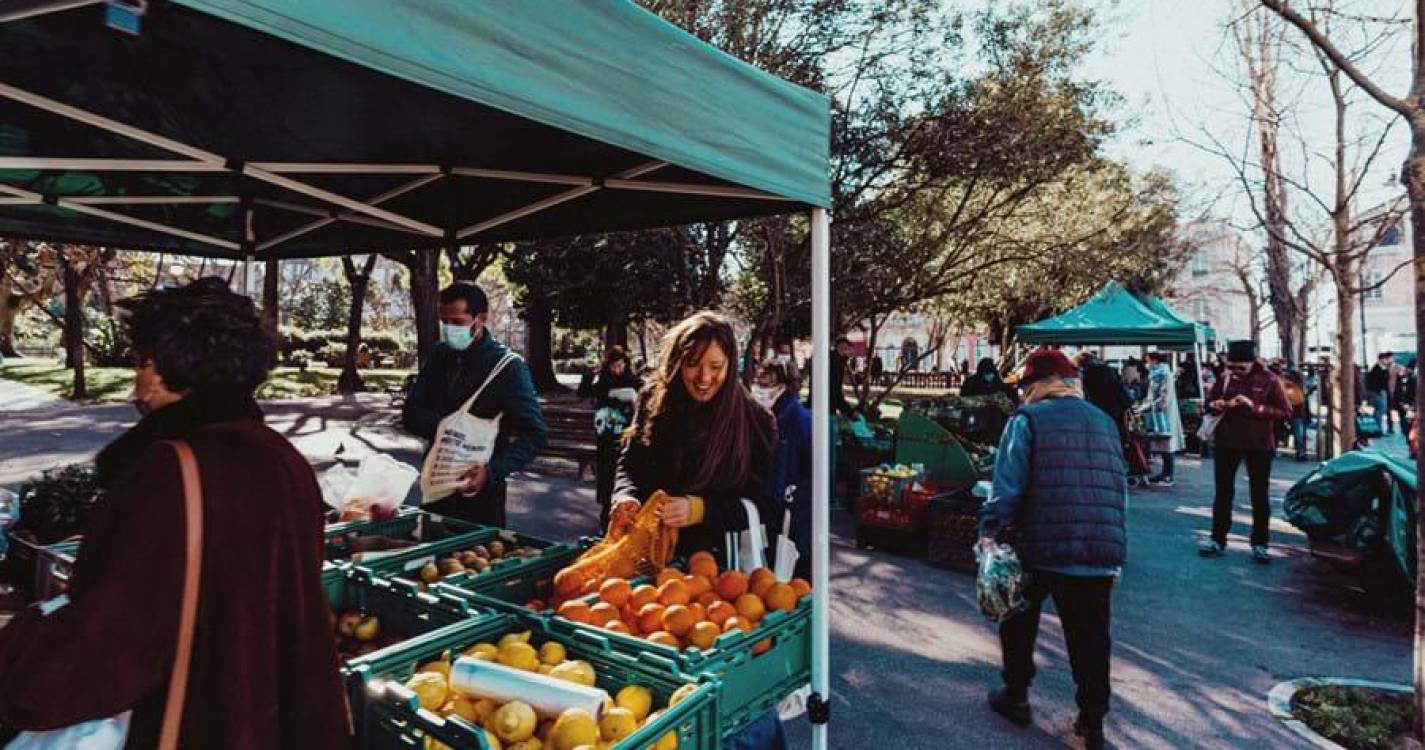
[323,508,488,567]
[328,567,494,667]
[346,527,562,592]
[539,556,813,739]
[926,488,983,571]
[854,465,930,554]
[345,611,721,749]
[436,537,598,612]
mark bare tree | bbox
[337,254,378,394]
[1259,0,1425,737]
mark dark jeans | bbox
[999,572,1114,722]
[1155,451,1175,479]
[595,437,620,531]
[424,482,507,528]
[1211,447,1274,546]
[1290,416,1310,459]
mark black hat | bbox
[1226,340,1257,363]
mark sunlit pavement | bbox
[0,386,1414,748]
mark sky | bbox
[1080,0,1412,227]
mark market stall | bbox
[0,2,834,747]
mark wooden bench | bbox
[541,403,597,478]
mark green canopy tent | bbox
[1017,281,1213,399]
[0,1,835,746]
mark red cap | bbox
[1021,348,1079,386]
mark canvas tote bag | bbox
[419,352,519,502]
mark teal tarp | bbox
[1017,282,1206,346]
[175,0,831,207]
[0,1,830,256]
[1283,450,1418,583]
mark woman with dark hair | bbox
[584,345,643,528]
[753,357,812,579]
[612,312,777,560]
[0,278,349,748]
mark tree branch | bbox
[1260,0,1410,115]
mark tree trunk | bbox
[337,255,377,395]
[62,258,85,400]
[0,276,18,359]
[1405,134,1425,743]
[604,317,629,352]
[635,323,649,365]
[1332,275,1357,455]
[524,295,560,393]
[409,251,440,365]
[261,259,280,361]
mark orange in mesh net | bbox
[553,491,679,600]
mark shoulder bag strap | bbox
[159,440,204,750]
[456,351,521,415]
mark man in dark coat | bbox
[403,282,547,527]
[0,279,349,748]
[1077,351,1131,434]
[979,349,1126,750]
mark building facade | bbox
[1168,221,1266,354]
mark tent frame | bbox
[2,46,835,747]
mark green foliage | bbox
[15,464,104,544]
[84,308,132,366]
[1293,685,1413,750]
[286,277,350,331]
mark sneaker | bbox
[988,687,1032,727]
[1074,716,1106,750]
[1252,545,1271,564]
[1198,540,1225,558]
[1146,475,1175,487]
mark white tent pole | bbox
[809,206,831,750]
[68,196,241,205]
[0,157,222,172]
[450,166,594,186]
[456,160,667,240]
[253,197,425,235]
[247,162,440,175]
[256,174,444,252]
[0,0,105,24]
[603,178,793,201]
[0,82,220,163]
[0,183,239,252]
[238,164,443,237]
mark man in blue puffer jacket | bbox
[979,348,1127,750]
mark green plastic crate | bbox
[364,529,565,596]
[544,598,812,735]
[345,612,721,750]
[324,509,489,565]
[327,568,493,662]
[433,537,597,611]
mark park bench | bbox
[540,403,597,479]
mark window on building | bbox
[1364,269,1383,300]
[1377,223,1401,248]
[1190,253,1209,277]
[1191,299,1210,322]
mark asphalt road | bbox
[0,380,1413,748]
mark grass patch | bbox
[2,360,412,403]
[1293,685,1414,750]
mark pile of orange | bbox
[555,551,811,654]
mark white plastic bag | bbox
[341,454,419,518]
[5,713,131,750]
[976,540,1027,623]
[726,499,768,574]
[419,353,518,503]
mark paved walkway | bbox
[0,385,1415,748]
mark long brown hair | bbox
[636,311,772,492]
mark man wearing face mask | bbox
[402,281,547,526]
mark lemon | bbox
[614,685,652,722]
[537,664,554,675]
[498,631,533,649]
[492,701,538,743]
[498,642,541,671]
[482,729,504,750]
[464,642,500,661]
[404,672,448,712]
[547,660,594,686]
[425,737,453,750]
[417,660,451,679]
[443,696,480,722]
[668,684,698,707]
[550,707,600,750]
[539,642,567,666]
[597,707,638,743]
[507,740,544,750]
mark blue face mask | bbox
[442,323,476,352]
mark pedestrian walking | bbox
[1279,363,1311,461]
[581,345,642,529]
[754,356,812,579]
[1140,352,1183,487]
[1199,340,1292,563]
[402,281,547,526]
[1366,353,1393,433]
[980,348,1127,750]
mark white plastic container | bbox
[449,657,609,719]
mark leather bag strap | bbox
[159,440,204,750]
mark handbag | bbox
[6,441,203,750]
[419,352,519,502]
[1196,373,1230,444]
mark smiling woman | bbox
[610,311,777,560]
